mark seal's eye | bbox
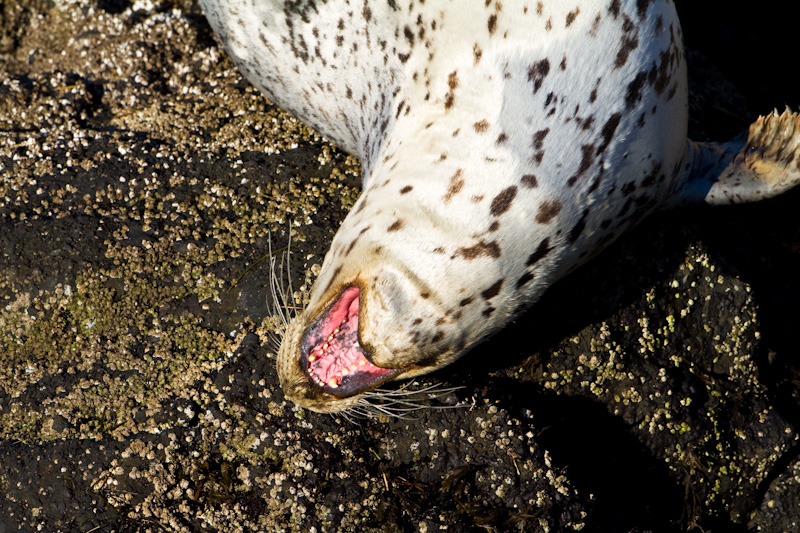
[300,286,403,396]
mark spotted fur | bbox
[200,0,800,413]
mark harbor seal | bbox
[199,0,800,414]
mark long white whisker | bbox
[339,381,465,420]
[284,230,296,315]
[267,233,286,328]
[267,228,302,333]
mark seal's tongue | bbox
[302,286,402,396]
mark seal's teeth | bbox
[328,378,338,388]
[308,354,317,362]
[333,327,340,335]
[348,364,358,372]
[358,358,366,366]
[323,342,329,350]
[341,367,349,376]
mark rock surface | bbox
[1,1,799,531]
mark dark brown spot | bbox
[481,279,504,300]
[527,238,553,266]
[473,119,490,133]
[597,113,621,154]
[617,197,633,217]
[521,174,538,188]
[588,166,605,193]
[445,70,459,110]
[516,272,535,289]
[532,128,550,150]
[459,296,474,307]
[652,48,673,96]
[490,186,517,216]
[535,199,562,224]
[473,43,483,65]
[528,59,550,93]
[432,330,444,343]
[566,7,580,27]
[614,26,639,68]
[443,169,465,202]
[412,318,423,325]
[590,13,602,35]
[387,219,404,232]
[636,0,652,19]
[622,181,636,196]
[345,225,371,254]
[496,132,508,144]
[421,292,430,299]
[488,14,498,35]
[353,195,369,215]
[641,162,662,187]
[568,209,590,243]
[489,221,500,232]
[622,15,635,32]
[454,240,501,260]
[400,185,413,194]
[567,144,596,186]
[625,71,647,110]
[403,25,414,46]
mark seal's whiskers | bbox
[266,232,300,349]
[345,381,465,420]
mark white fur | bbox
[201,0,693,412]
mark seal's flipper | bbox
[671,109,800,206]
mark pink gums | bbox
[305,286,398,392]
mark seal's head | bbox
[276,215,488,414]
[277,284,409,414]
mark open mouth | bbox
[300,286,405,396]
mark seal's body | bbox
[200,0,800,413]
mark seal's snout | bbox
[300,286,405,397]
